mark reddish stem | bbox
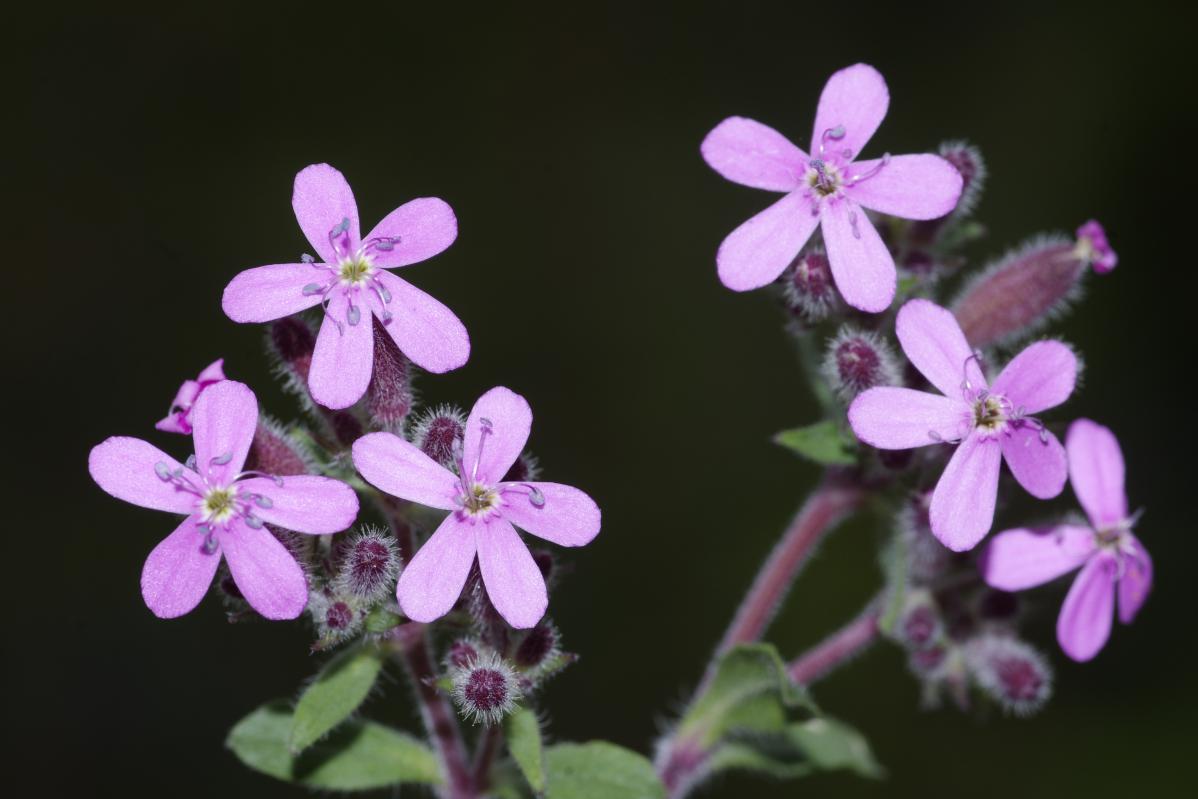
[787,603,881,685]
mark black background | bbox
[11,3,1195,797]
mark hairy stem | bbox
[470,723,505,792]
[787,601,882,685]
[391,623,475,799]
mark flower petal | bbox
[221,264,324,323]
[89,437,200,513]
[239,475,359,534]
[464,387,532,485]
[811,63,889,161]
[991,340,1076,415]
[309,292,374,409]
[293,163,360,264]
[980,524,1095,591]
[220,520,308,620]
[715,191,819,292]
[373,271,470,374]
[1001,424,1067,499]
[396,513,477,623]
[895,299,984,399]
[848,387,966,449]
[363,197,458,268]
[190,380,258,484]
[352,432,459,510]
[845,154,962,220]
[821,200,895,313]
[501,482,601,547]
[1066,418,1128,529]
[1057,553,1117,662]
[700,116,808,192]
[140,515,221,618]
[476,517,547,629]
[1118,538,1152,624]
[930,434,1002,551]
[197,359,226,384]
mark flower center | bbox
[338,257,373,285]
[972,395,1008,434]
[201,486,238,523]
[462,482,501,516]
[806,160,844,198]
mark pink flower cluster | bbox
[91,166,600,629]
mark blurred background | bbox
[11,3,1194,796]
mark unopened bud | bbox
[446,639,481,670]
[268,318,317,384]
[900,600,941,650]
[335,528,401,601]
[1074,220,1117,273]
[908,141,986,245]
[514,623,560,671]
[503,453,542,484]
[450,652,522,725]
[412,405,466,470]
[367,320,414,432]
[822,326,900,400]
[309,592,365,647]
[897,496,954,583]
[952,232,1090,349]
[244,417,310,476]
[966,635,1052,716]
[782,250,838,320]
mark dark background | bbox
[11,4,1194,797]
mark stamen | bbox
[366,235,402,254]
[252,495,273,509]
[500,483,546,508]
[848,210,861,240]
[961,351,986,398]
[848,153,891,185]
[347,301,361,326]
[328,217,353,260]
[301,253,316,265]
[243,514,264,529]
[302,283,326,295]
[199,524,218,554]
[154,462,173,481]
[234,470,285,486]
[471,417,494,482]
[185,454,197,471]
[210,452,233,467]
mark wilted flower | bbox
[156,359,226,434]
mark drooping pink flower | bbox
[155,358,226,434]
[848,300,1076,551]
[1075,220,1118,273]
[89,381,359,619]
[222,164,470,409]
[701,63,963,312]
[981,419,1151,662]
[352,386,601,628]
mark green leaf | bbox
[544,742,664,799]
[289,644,385,753]
[227,700,441,789]
[363,605,404,633]
[775,421,857,466]
[676,643,813,746]
[788,717,883,778]
[878,531,909,636]
[506,706,547,795]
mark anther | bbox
[302,283,325,295]
[210,452,233,467]
[244,514,264,529]
[253,495,273,509]
[301,253,315,265]
[154,462,173,481]
[347,303,361,326]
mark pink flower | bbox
[701,63,963,312]
[981,419,1151,662]
[155,358,226,434]
[352,386,601,628]
[89,381,359,619]
[848,300,1076,551]
[1075,220,1118,273]
[222,164,470,409]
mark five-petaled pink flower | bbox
[981,419,1151,662]
[222,164,470,409]
[701,63,963,312]
[156,358,226,434]
[848,299,1076,551]
[352,386,601,628]
[89,381,359,619]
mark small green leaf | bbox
[363,605,404,633]
[228,700,441,789]
[878,531,909,636]
[788,717,883,778]
[544,742,664,799]
[289,645,385,753]
[506,705,546,794]
[775,421,857,466]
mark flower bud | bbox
[411,405,466,470]
[244,417,310,476]
[781,250,838,320]
[965,635,1052,716]
[367,320,414,432]
[268,317,316,385]
[503,453,542,484]
[899,593,941,650]
[952,229,1100,349]
[450,651,522,725]
[334,528,401,602]
[309,592,364,647]
[1075,220,1117,273]
[822,326,900,401]
[897,495,953,584]
[446,639,481,670]
[908,141,986,245]
[514,623,560,672]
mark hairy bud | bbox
[514,623,560,672]
[450,651,522,725]
[899,596,942,650]
[334,528,401,602]
[268,317,316,385]
[909,141,986,245]
[309,592,364,648]
[782,250,838,320]
[446,639,481,670]
[503,453,542,484]
[952,228,1106,349]
[412,405,466,470]
[897,495,953,584]
[966,635,1053,716]
[244,417,310,476]
[822,327,900,400]
[367,320,414,432]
